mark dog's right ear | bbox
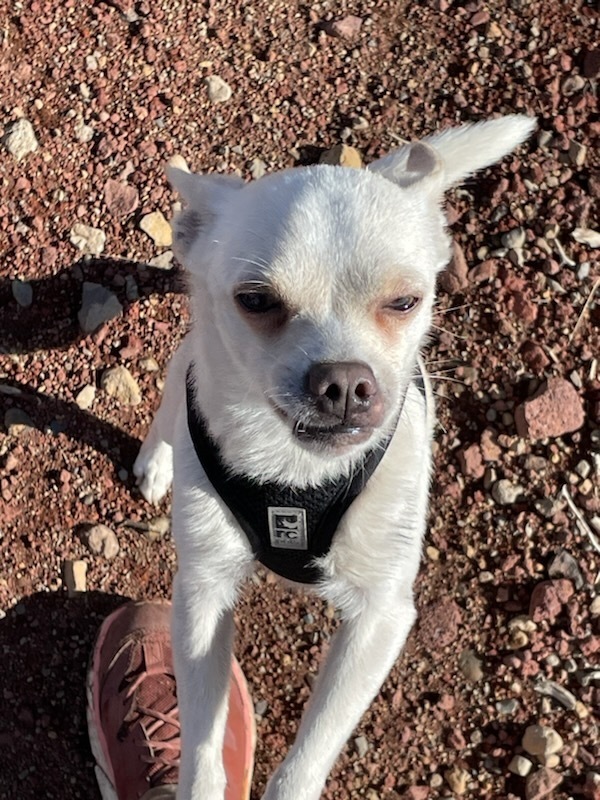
[167,166,245,261]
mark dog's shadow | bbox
[0,590,130,798]
[0,257,186,470]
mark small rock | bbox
[63,560,87,596]
[403,787,429,800]
[572,228,600,248]
[140,356,160,372]
[354,735,369,758]
[520,341,550,372]
[480,428,502,462]
[491,479,524,505]
[534,677,577,711]
[457,443,485,479]
[591,597,600,617]
[148,251,174,270]
[11,279,33,308]
[2,118,39,160]
[70,223,106,256]
[205,75,233,104]
[75,384,96,410]
[469,259,497,284]
[439,241,469,294]
[459,649,484,682]
[548,550,584,590]
[74,120,94,143]
[250,158,267,179]
[323,15,363,39]
[85,523,120,559]
[100,365,142,406]
[497,698,520,715]
[4,408,35,434]
[529,580,573,624]
[319,144,363,169]
[525,767,562,800]
[444,765,468,795]
[509,755,533,777]
[104,179,139,218]
[254,699,268,717]
[569,140,587,167]
[419,599,463,649]
[78,282,123,333]
[167,154,190,173]
[522,725,564,761]
[515,378,585,440]
[501,227,526,250]
[144,516,170,542]
[140,211,172,247]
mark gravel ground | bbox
[0,1,598,799]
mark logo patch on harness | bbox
[268,507,307,550]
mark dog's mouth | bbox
[269,400,374,450]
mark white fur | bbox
[133,115,535,800]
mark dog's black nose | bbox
[307,362,379,424]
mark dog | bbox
[133,114,536,800]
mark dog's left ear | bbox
[368,115,537,194]
[167,166,245,261]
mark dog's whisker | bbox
[429,323,468,341]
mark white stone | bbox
[86,524,119,559]
[70,223,106,255]
[101,365,142,406]
[75,384,96,410]
[2,118,39,160]
[205,75,233,103]
[140,211,172,247]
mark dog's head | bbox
[170,116,535,485]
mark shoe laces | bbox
[117,644,181,785]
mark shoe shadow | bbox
[0,590,131,799]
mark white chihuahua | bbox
[133,115,535,800]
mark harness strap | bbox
[186,365,424,584]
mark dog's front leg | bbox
[172,570,238,800]
[262,591,416,800]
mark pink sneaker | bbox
[87,601,255,800]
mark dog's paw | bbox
[133,440,173,504]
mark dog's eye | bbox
[236,292,282,314]
[387,296,420,313]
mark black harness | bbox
[186,368,423,584]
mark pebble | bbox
[75,384,96,410]
[323,15,363,39]
[2,118,39,160]
[491,479,524,505]
[568,140,587,167]
[11,279,33,308]
[205,75,233,104]
[572,228,600,248]
[85,523,120,560]
[458,648,484,682]
[254,699,268,717]
[529,580,573,624]
[74,119,94,143]
[78,282,123,333]
[525,767,562,799]
[70,223,106,256]
[439,240,469,294]
[63,560,87,596]
[104,179,139,218]
[457,443,485,479]
[591,597,600,617]
[354,735,369,758]
[522,724,564,762]
[501,227,526,250]
[319,144,363,169]
[515,378,585,440]
[496,698,520,715]
[140,356,160,372]
[140,211,172,247]
[148,251,174,270]
[444,765,468,795]
[508,754,533,777]
[548,550,584,590]
[250,158,267,179]
[100,365,142,406]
